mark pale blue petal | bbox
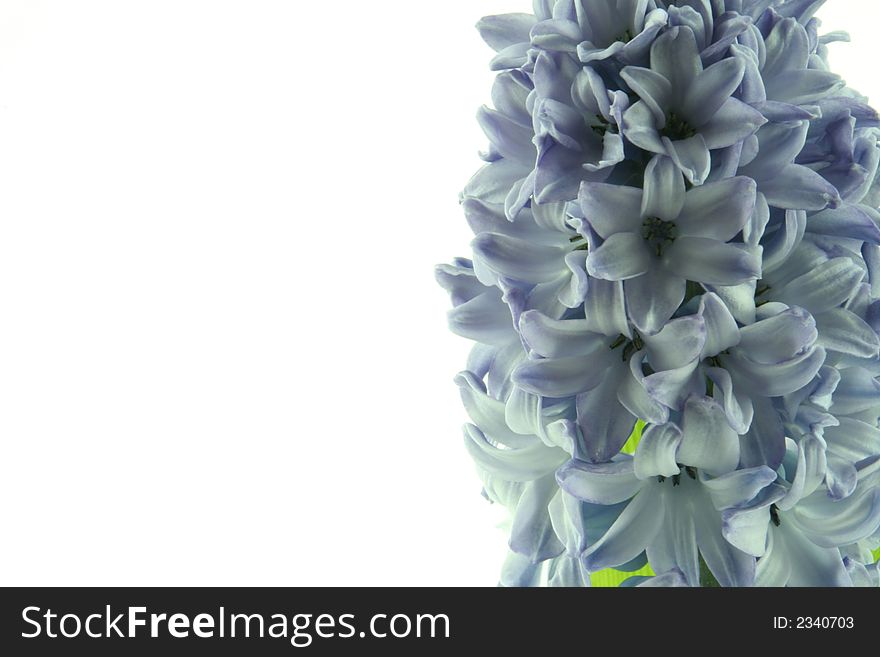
[509,475,565,562]
[556,457,641,505]
[587,233,653,281]
[676,177,758,242]
[682,57,746,127]
[815,309,880,358]
[665,238,762,286]
[678,396,741,476]
[463,424,566,482]
[663,134,711,185]
[518,311,605,359]
[621,66,672,125]
[456,371,534,449]
[634,423,683,479]
[581,488,665,572]
[476,13,537,52]
[576,364,638,462]
[699,292,742,358]
[625,270,687,335]
[772,257,863,315]
[641,154,686,222]
[699,98,768,150]
[738,306,818,364]
[578,183,644,239]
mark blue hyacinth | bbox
[437,0,880,587]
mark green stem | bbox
[699,556,720,588]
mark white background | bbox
[0,1,877,586]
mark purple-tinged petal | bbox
[772,257,863,315]
[619,354,671,425]
[666,238,761,286]
[740,122,809,181]
[529,18,582,52]
[808,204,880,244]
[462,159,528,205]
[705,367,754,435]
[641,154,686,222]
[644,315,706,371]
[699,293,741,358]
[815,309,880,358]
[512,350,614,398]
[463,424,565,482]
[678,396,741,476]
[634,423,683,480]
[576,363,638,462]
[692,488,757,586]
[663,134,711,185]
[765,69,844,106]
[625,270,687,335]
[699,98,768,150]
[509,475,565,562]
[830,367,880,416]
[447,291,516,344]
[825,418,880,463]
[583,278,630,338]
[621,101,666,153]
[582,488,665,572]
[621,66,672,125]
[676,177,757,242]
[726,346,827,398]
[682,57,746,127]
[476,13,537,52]
[518,311,605,359]
[703,466,779,511]
[587,233,653,281]
[760,164,841,211]
[650,26,702,91]
[826,455,859,501]
[477,106,536,166]
[738,306,818,364]
[578,183,644,239]
[556,458,640,505]
[456,371,534,450]
[472,233,567,284]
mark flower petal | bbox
[456,371,534,449]
[699,98,768,150]
[738,307,818,364]
[463,423,565,482]
[663,134,711,185]
[761,164,841,211]
[512,350,614,398]
[625,271,687,335]
[556,458,641,505]
[587,233,653,281]
[699,293,742,358]
[665,238,761,286]
[678,396,741,476]
[683,58,746,127]
[576,364,638,462]
[641,154,686,222]
[509,475,565,562]
[650,26,702,92]
[476,13,537,52]
[676,177,758,242]
[472,233,567,284]
[578,183,644,239]
[581,488,665,572]
[773,257,863,315]
[815,308,880,358]
[634,423,683,480]
[621,66,672,126]
[518,311,605,359]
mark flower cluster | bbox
[437,0,880,587]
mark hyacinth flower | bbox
[438,0,880,586]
